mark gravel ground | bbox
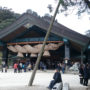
[0,69,89,90]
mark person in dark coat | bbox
[48,68,62,89]
[79,64,84,84]
[56,63,62,71]
[89,64,90,79]
[83,64,89,86]
[17,63,21,73]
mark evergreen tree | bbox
[47,0,90,16]
[0,7,20,30]
[85,30,90,37]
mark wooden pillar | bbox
[87,48,90,64]
[81,49,83,64]
[65,43,70,60]
[63,38,70,62]
[2,44,8,66]
[28,0,61,86]
[64,43,70,72]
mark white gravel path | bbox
[0,70,89,90]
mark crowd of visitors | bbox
[39,61,47,71]
[13,61,32,73]
[1,60,71,73]
[13,61,47,73]
[79,63,90,86]
[1,60,90,88]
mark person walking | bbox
[13,63,18,73]
[56,63,61,71]
[83,64,89,86]
[17,63,21,73]
[27,63,32,71]
[48,68,62,89]
[61,63,65,73]
[79,64,84,84]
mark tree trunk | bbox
[28,0,61,86]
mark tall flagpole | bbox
[28,0,61,86]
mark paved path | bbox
[0,86,49,90]
[0,70,89,90]
[70,86,89,90]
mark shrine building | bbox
[0,12,90,69]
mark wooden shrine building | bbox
[0,12,90,68]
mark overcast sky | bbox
[0,0,90,35]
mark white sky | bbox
[0,0,90,35]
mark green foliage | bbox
[0,7,20,30]
[85,30,90,37]
[48,0,90,16]
[0,18,16,30]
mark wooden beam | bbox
[7,41,64,45]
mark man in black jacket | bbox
[83,64,89,86]
[48,68,62,89]
[79,64,84,84]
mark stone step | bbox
[70,86,88,90]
